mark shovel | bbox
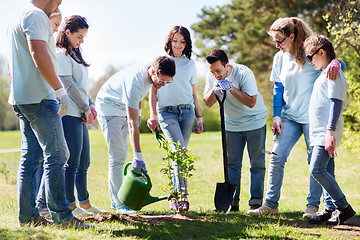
[214,91,237,213]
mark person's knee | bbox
[309,167,324,180]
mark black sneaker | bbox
[309,210,333,224]
[230,205,239,212]
[326,205,356,225]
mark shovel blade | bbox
[214,182,236,213]
[261,149,279,156]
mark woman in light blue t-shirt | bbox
[55,15,104,217]
[147,26,203,211]
[304,34,355,225]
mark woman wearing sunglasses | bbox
[248,17,343,217]
[147,26,203,211]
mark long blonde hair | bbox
[268,17,313,67]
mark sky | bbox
[0,0,231,81]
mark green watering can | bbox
[118,162,168,211]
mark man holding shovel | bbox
[95,56,175,214]
[203,49,267,212]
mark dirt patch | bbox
[84,213,213,225]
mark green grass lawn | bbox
[0,129,359,239]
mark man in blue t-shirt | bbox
[7,0,91,229]
[203,49,267,212]
[96,56,175,214]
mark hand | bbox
[216,79,233,91]
[147,113,158,133]
[326,59,341,80]
[193,116,203,134]
[213,86,224,96]
[55,87,69,117]
[325,130,337,158]
[84,110,95,124]
[132,152,147,174]
[272,116,283,135]
[90,104,97,119]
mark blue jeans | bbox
[62,116,91,207]
[310,146,348,209]
[226,125,266,207]
[265,117,335,209]
[98,115,128,208]
[13,100,73,224]
[158,104,195,195]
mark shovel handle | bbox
[215,91,230,183]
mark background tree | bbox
[0,56,18,131]
[324,0,360,153]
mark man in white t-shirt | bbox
[7,0,90,229]
[96,56,175,214]
[203,49,267,212]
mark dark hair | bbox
[56,15,90,67]
[152,56,176,77]
[164,26,192,59]
[304,34,336,60]
[206,49,229,66]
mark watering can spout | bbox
[142,194,169,208]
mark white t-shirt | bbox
[57,49,90,118]
[96,62,152,116]
[309,69,347,147]
[270,51,321,124]
[156,55,197,108]
[204,63,267,132]
[7,2,57,105]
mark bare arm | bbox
[149,86,157,116]
[147,86,159,132]
[28,40,61,89]
[192,84,203,134]
[127,106,141,152]
[229,87,257,108]
[203,86,217,107]
[192,85,201,117]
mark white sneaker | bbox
[247,204,279,216]
[116,206,137,214]
[84,205,107,214]
[302,206,318,218]
[72,207,94,217]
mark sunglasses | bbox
[273,37,287,45]
[158,79,173,84]
[306,48,321,62]
[156,74,173,84]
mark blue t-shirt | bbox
[96,62,152,116]
[204,63,267,132]
[57,49,90,118]
[157,55,197,108]
[7,3,57,105]
[309,69,347,147]
[270,51,321,124]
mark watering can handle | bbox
[124,162,153,189]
